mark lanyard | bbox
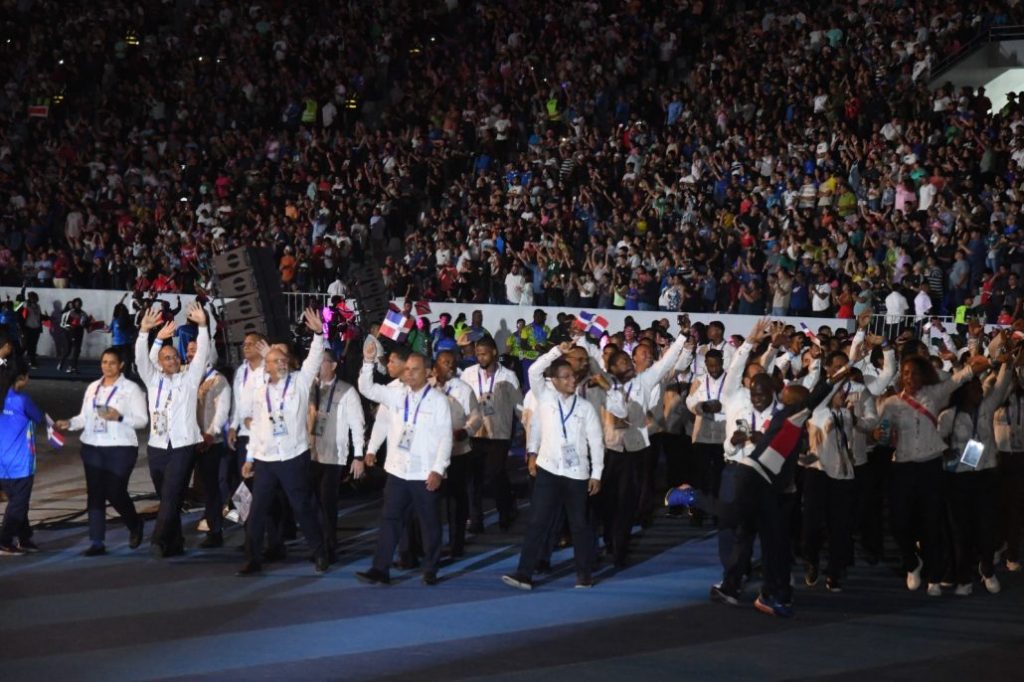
[832,409,850,453]
[558,395,578,440]
[969,409,980,439]
[751,402,779,431]
[93,383,118,410]
[155,378,172,412]
[203,368,215,382]
[477,368,496,397]
[265,374,292,414]
[404,385,432,425]
[242,366,249,386]
[706,372,726,401]
[317,380,338,412]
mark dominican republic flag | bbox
[380,310,414,343]
[27,104,49,118]
[415,301,432,316]
[577,311,609,337]
[45,415,65,449]
[799,323,821,347]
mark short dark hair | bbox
[705,349,724,362]
[546,357,573,378]
[475,336,498,352]
[388,346,411,362]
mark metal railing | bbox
[865,313,954,337]
[930,24,1024,81]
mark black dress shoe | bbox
[236,561,262,576]
[128,520,144,549]
[83,544,106,557]
[355,568,390,585]
[162,543,185,558]
[263,546,287,563]
[199,532,224,549]
[422,572,439,586]
[315,554,330,574]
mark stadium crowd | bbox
[3,1,1024,322]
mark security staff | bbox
[56,347,148,556]
[309,349,366,564]
[237,308,330,576]
[356,345,452,586]
[135,303,210,558]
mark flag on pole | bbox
[45,415,65,449]
[578,311,610,337]
[380,309,414,343]
[799,323,821,347]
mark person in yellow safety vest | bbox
[506,319,527,359]
[546,97,561,123]
[519,309,551,361]
[302,98,318,124]
[955,296,976,335]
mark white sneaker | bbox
[954,583,973,597]
[927,582,943,597]
[907,556,924,591]
[1006,560,1022,572]
[980,565,1001,594]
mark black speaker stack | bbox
[212,248,290,353]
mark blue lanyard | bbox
[558,395,578,440]
[242,366,249,386]
[404,385,432,425]
[317,380,338,413]
[751,402,779,431]
[832,409,850,452]
[706,372,726,401]
[203,368,215,382]
[155,378,172,411]
[93,384,118,410]
[265,374,292,414]
[477,368,496,397]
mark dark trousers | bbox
[444,454,471,553]
[998,452,1024,563]
[801,469,856,580]
[855,447,890,558]
[0,475,33,546]
[469,438,513,526]
[946,469,998,583]
[24,327,41,363]
[663,431,688,489]
[637,434,664,523]
[692,442,725,501]
[516,467,593,579]
[719,464,790,602]
[889,458,945,583]
[373,474,442,577]
[195,443,225,534]
[60,327,84,369]
[246,451,324,563]
[311,460,344,559]
[600,449,640,563]
[148,445,197,551]
[81,444,139,546]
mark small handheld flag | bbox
[799,323,821,347]
[380,310,414,343]
[45,415,65,449]
[578,311,610,338]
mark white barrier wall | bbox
[0,286,856,360]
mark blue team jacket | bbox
[0,389,44,479]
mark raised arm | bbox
[184,303,210,385]
[529,344,568,400]
[134,308,164,387]
[639,331,690,390]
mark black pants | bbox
[801,469,856,580]
[889,458,945,583]
[373,474,442,577]
[663,431,688,489]
[692,442,725,501]
[600,449,640,564]
[998,452,1024,563]
[444,454,471,553]
[946,469,998,583]
[516,467,593,579]
[246,451,324,564]
[311,460,344,559]
[24,326,40,364]
[81,444,139,546]
[0,475,33,547]
[719,464,790,603]
[637,434,664,523]
[469,438,513,527]
[195,443,225,534]
[855,447,890,558]
[60,327,84,369]
[148,445,197,551]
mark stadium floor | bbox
[2,380,1023,681]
